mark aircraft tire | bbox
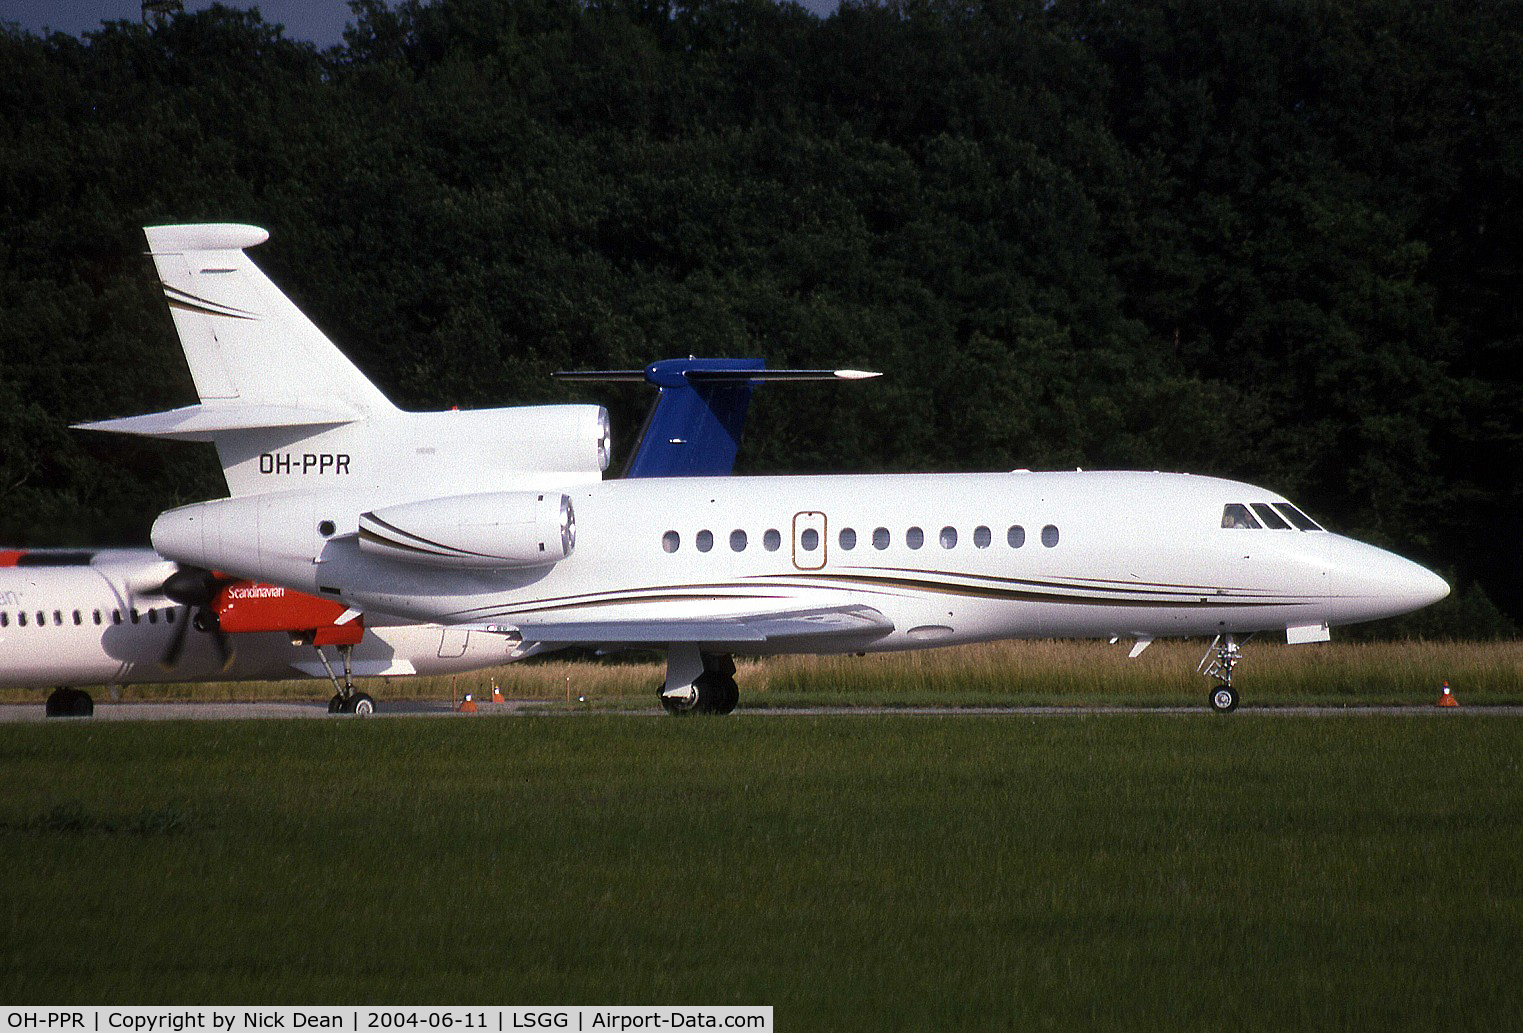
[327,693,346,714]
[691,672,737,716]
[659,674,738,716]
[45,688,94,717]
[711,675,739,715]
[349,692,376,716]
[659,683,697,716]
[1209,686,1239,714]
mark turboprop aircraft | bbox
[81,224,1451,714]
[0,546,518,716]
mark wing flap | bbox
[500,604,893,646]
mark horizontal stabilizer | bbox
[554,368,881,384]
[74,403,359,442]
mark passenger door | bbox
[792,511,827,571]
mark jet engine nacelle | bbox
[358,491,575,569]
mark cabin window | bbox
[1221,504,1261,529]
[130,609,141,624]
[18,612,26,627]
[1007,525,1025,548]
[36,611,45,626]
[764,529,782,552]
[940,526,958,549]
[1,612,8,627]
[53,610,62,626]
[1041,525,1060,548]
[166,607,177,623]
[1274,503,1325,531]
[149,608,159,624]
[800,528,820,552]
[662,531,680,553]
[93,610,102,626]
[906,527,924,550]
[730,530,747,552]
[974,526,991,548]
[112,609,122,625]
[696,530,714,553]
[73,610,82,626]
[1251,503,1291,529]
[873,527,890,550]
[839,527,857,550]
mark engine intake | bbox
[359,491,574,569]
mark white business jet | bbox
[81,224,1450,714]
[0,547,516,716]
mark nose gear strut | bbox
[1199,634,1244,713]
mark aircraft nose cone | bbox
[1405,562,1451,610]
[1329,540,1449,621]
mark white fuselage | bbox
[151,470,1451,653]
[0,550,514,690]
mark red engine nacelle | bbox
[212,581,364,646]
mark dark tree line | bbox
[1,0,1518,634]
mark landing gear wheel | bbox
[45,688,94,717]
[659,682,698,716]
[1210,686,1239,714]
[659,674,738,715]
[329,691,376,715]
[710,675,739,715]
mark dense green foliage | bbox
[1,0,1518,629]
[4,716,1522,1027]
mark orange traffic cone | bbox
[1436,681,1459,707]
[458,693,478,713]
[491,681,505,704]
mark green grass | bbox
[3,716,1521,1030]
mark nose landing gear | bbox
[1199,634,1244,713]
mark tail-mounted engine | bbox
[358,491,574,569]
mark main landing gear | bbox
[658,646,738,716]
[1199,633,1246,713]
[45,687,94,717]
[311,642,375,716]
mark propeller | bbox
[158,565,235,671]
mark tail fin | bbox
[75,224,399,493]
[143,224,394,412]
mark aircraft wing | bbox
[493,603,894,648]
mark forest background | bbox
[1,0,1518,635]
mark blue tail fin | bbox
[554,360,879,477]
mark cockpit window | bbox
[1221,504,1261,529]
[1251,503,1291,529]
[1273,503,1324,531]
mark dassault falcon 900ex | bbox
[78,224,1450,714]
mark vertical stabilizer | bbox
[142,224,395,413]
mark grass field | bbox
[5,638,1518,708]
[3,714,1521,1030]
